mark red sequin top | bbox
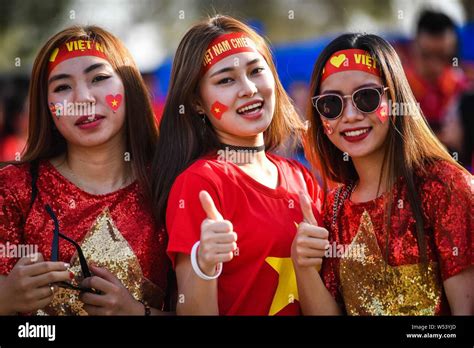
[0,161,170,314]
[321,160,473,315]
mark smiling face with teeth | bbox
[47,55,126,148]
[198,51,276,145]
[319,70,390,159]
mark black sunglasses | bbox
[312,86,389,120]
[45,204,99,294]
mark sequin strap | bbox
[331,182,354,232]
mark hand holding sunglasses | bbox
[312,86,389,119]
[45,204,100,294]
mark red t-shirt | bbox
[166,153,323,315]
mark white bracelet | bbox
[190,241,222,280]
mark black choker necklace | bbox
[219,143,265,152]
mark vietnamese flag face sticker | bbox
[210,101,228,120]
[377,101,389,123]
[49,103,57,117]
[49,102,61,118]
[322,119,333,135]
[106,94,122,112]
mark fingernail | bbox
[69,271,75,280]
[64,263,70,268]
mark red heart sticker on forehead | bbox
[106,94,122,112]
[210,101,228,120]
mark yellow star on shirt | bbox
[112,99,118,107]
[265,257,299,316]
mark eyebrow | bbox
[48,74,71,85]
[48,63,107,85]
[209,58,262,78]
[321,82,380,94]
[84,63,105,74]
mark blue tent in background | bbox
[273,31,417,90]
[460,21,474,62]
[153,34,333,94]
[272,35,333,89]
[153,23,474,99]
[154,56,173,99]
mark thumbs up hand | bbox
[197,191,238,276]
[291,191,329,270]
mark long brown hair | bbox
[152,15,304,226]
[304,33,467,263]
[19,25,158,196]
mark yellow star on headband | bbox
[265,257,299,316]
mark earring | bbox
[200,114,207,136]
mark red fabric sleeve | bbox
[0,165,29,275]
[421,161,473,281]
[165,170,223,269]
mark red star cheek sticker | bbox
[49,103,58,117]
[210,101,228,120]
[49,102,61,118]
[322,119,334,135]
[376,101,389,123]
[106,94,123,112]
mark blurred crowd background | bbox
[1,0,473,172]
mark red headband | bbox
[321,49,381,82]
[202,32,260,74]
[48,39,109,76]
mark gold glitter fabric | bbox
[0,161,170,315]
[38,209,164,315]
[339,211,442,315]
[320,160,473,315]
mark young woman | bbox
[152,15,325,315]
[293,33,473,315]
[0,26,172,315]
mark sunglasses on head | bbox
[312,86,389,120]
[45,204,99,294]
